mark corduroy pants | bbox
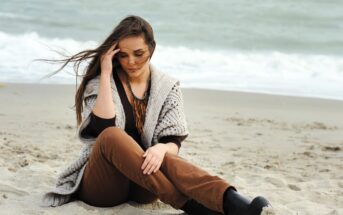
[74,127,231,213]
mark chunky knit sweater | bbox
[82,70,186,150]
[41,64,189,207]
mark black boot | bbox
[181,199,223,215]
[223,187,270,215]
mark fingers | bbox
[101,42,120,59]
[141,151,162,175]
[107,45,120,59]
[109,48,120,58]
[145,158,161,175]
[109,42,120,54]
[108,42,118,53]
[144,157,157,174]
[141,152,152,170]
[153,160,162,173]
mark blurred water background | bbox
[0,0,342,100]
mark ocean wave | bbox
[0,31,342,100]
[0,31,97,83]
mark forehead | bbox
[118,35,148,52]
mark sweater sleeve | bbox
[80,111,116,138]
[158,135,187,149]
[153,82,189,145]
[78,86,118,141]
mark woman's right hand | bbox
[100,42,120,76]
[93,42,119,119]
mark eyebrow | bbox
[118,48,146,54]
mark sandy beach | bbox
[0,82,342,215]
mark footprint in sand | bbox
[288,184,301,191]
[322,146,341,152]
[0,131,19,138]
[65,124,74,130]
[0,183,29,197]
[265,176,286,187]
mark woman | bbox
[42,15,271,215]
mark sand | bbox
[0,82,342,214]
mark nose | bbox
[128,56,135,65]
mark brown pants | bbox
[74,127,231,213]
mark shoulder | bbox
[150,64,181,90]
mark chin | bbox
[122,63,150,78]
[125,69,142,77]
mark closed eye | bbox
[117,53,127,58]
[134,51,144,56]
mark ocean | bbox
[0,0,342,100]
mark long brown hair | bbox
[39,15,156,126]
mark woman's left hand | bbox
[141,143,167,175]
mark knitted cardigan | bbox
[41,64,189,207]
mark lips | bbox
[128,68,139,72]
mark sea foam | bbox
[0,31,342,100]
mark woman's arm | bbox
[142,82,189,175]
[162,142,179,155]
[80,111,116,138]
[141,142,179,175]
[92,73,116,118]
[92,43,120,118]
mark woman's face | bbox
[116,35,151,79]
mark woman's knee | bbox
[98,126,124,144]
[96,127,130,153]
[99,127,125,140]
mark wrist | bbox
[100,71,112,78]
[157,143,168,152]
[164,142,179,155]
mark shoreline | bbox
[1,81,343,103]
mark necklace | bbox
[125,72,151,134]
[126,74,150,101]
